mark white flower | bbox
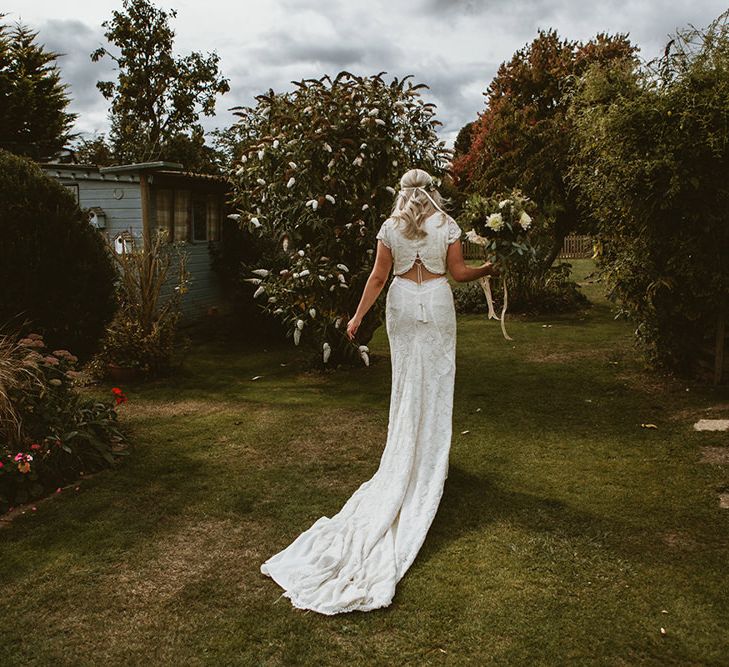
[303,105,313,114]
[292,272,299,279]
[374,118,385,126]
[243,278,262,285]
[329,285,336,291]
[325,194,336,204]
[327,158,336,169]
[296,319,305,330]
[385,186,396,195]
[465,229,488,246]
[486,212,504,231]
[352,156,363,167]
[360,142,367,149]
[519,211,532,230]
[287,177,296,188]
[392,160,398,166]
[299,269,310,277]
[288,161,297,169]
[368,107,379,117]
[250,217,261,228]
[334,317,343,328]
[241,154,248,163]
[273,308,284,314]
[309,308,316,318]
[282,236,290,251]
[498,199,511,209]
[306,199,317,208]
[253,286,266,298]
[298,249,305,257]
[293,328,301,345]
[227,213,241,221]
[258,149,264,160]
[235,166,246,176]
[338,273,347,283]
[252,268,270,277]
[336,263,349,272]
[268,296,277,303]
[318,275,326,281]
[272,139,280,149]
[256,178,266,186]
[323,142,333,152]
[361,203,369,211]
[322,342,331,363]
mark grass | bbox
[2,261,728,666]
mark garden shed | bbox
[39,160,229,322]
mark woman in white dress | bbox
[260,168,499,615]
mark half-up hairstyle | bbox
[389,168,451,240]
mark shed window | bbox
[174,190,190,242]
[207,195,221,242]
[155,189,173,240]
[192,197,207,241]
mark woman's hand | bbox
[346,315,362,341]
[482,261,501,277]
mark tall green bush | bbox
[0,150,117,357]
[569,11,729,380]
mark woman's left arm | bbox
[346,240,393,340]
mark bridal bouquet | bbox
[459,190,537,340]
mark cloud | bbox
[4,0,727,147]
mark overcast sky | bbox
[4,1,728,148]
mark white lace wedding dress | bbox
[260,217,459,615]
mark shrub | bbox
[91,230,190,378]
[0,149,117,357]
[0,331,127,513]
[569,11,729,379]
[227,71,451,366]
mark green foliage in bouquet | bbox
[92,230,190,377]
[0,331,127,513]
[226,71,451,367]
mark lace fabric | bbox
[260,275,457,615]
[376,213,462,275]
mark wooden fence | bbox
[462,234,594,260]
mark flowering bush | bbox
[0,331,127,513]
[227,71,451,366]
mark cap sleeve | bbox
[447,218,462,245]
[376,219,392,249]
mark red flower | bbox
[112,387,128,405]
[30,443,41,450]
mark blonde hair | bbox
[389,168,450,240]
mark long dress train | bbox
[260,274,457,615]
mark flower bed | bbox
[0,332,128,514]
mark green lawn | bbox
[2,262,728,665]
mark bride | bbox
[260,168,499,614]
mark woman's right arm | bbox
[446,240,500,282]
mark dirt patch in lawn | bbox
[699,446,729,464]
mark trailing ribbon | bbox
[479,274,513,341]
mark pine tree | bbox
[0,16,77,160]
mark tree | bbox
[72,131,116,166]
[0,16,77,160]
[569,11,729,382]
[228,71,451,367]
[452,29,638,269]
[90,0,230,166]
